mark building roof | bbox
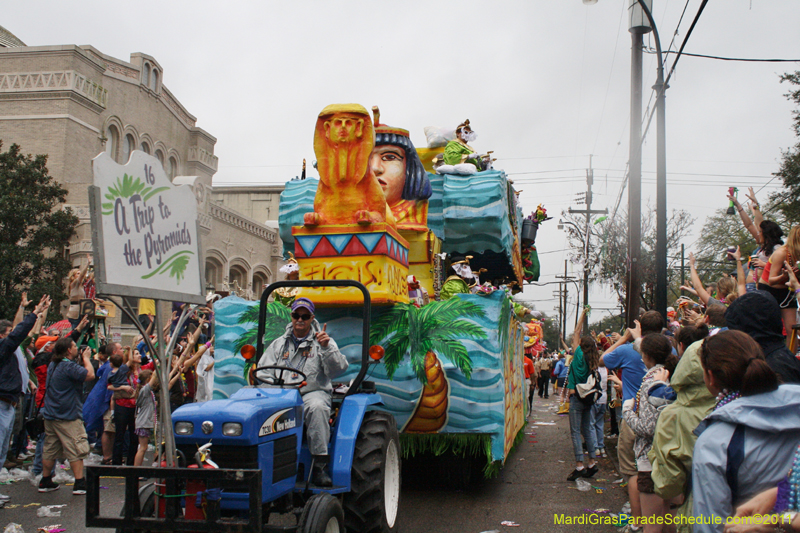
[0,25,26,48]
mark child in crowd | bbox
[592,364,609,458]
[107,353,138,465]
[133,369,159,467]
[623,334,679,533]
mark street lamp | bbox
[634,0,669,324]
[559,218,591,331]
[586,0,667,324]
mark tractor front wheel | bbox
[343,410,401,533]
[298,493,345,533]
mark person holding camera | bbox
[38,336,95,495]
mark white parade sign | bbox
[89,150,205,304]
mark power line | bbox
[591,0,627,155]
[654,50,800,63]
[664,0,693,59]
[664,0,710,87]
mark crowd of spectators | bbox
[524,188,800,532]
[0,286,219,501]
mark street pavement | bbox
[0,394,627,532]
[399,393,628,532]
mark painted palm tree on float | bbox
[234,302,291,379]
[370,298,488,433]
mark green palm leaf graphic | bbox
[101,174,168,215]
[141,251,193,284]
[234,302,291,356]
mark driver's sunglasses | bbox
[291,312,312,321]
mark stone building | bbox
[0,26,284,330]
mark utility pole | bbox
[680,243,685,288]
[627,0,651,328]
[569,156,607,333]
[556,260,578,340]
[553,287,563,339]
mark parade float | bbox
[213,105,533,479]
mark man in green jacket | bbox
[647,340,715,533]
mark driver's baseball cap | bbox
[291,298,315,315]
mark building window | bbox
[105,125,119,161]
[151,69,159,92]
[155,149,165,168]
[120,297,139,326]
[140,141,151,155]
[143,64,151,87]
[168,156,178,180]
[122,134,135,163]
[253,272,269,300]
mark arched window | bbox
[151,69,159,91]
[122,134,135,163]
[143,64,151,87]
[105,125,119,161]
[229,264,248,296]
[168,156,178,180]
[252,271,269,300]
[140,141,151,155]
[155,149,165,168]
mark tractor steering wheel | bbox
[252,365,307,388]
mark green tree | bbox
[539,312,562,352]
[588,311,626,336]
[0,142,78,320]
[561,205,694,312]
[691,207,755,291]
[769,71,800,227]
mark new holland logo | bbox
[259,408,297,437]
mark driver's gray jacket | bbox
[256,320,348,395]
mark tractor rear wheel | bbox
[298,493,345,533]
[115,482,156,533]
[343,410,401,533]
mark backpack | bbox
[575,369,602,406]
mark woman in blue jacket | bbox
[692,330,800,533]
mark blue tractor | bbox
[87,280,400,533]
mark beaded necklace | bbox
[788,444,800,511]
[632,366,663,413]
[714,389,741,411]
[151,389,158,430]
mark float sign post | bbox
[88,150,205,467]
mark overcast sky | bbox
[5,1,800,331]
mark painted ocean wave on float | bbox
[212,290,524,461]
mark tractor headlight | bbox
[222,422,243,436]
[174,421,194,435]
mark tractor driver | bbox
[253,297,348,486]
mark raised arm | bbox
[729,192,759,242]
[71,254,92,290]
[182,337,213,371]
[571,307,588,351]
[162,312,175,338]
[745,187,764,244]
[732,247,747,297]
[688,253,712,306]
[12,292,31,328]
[679,285,698,296]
